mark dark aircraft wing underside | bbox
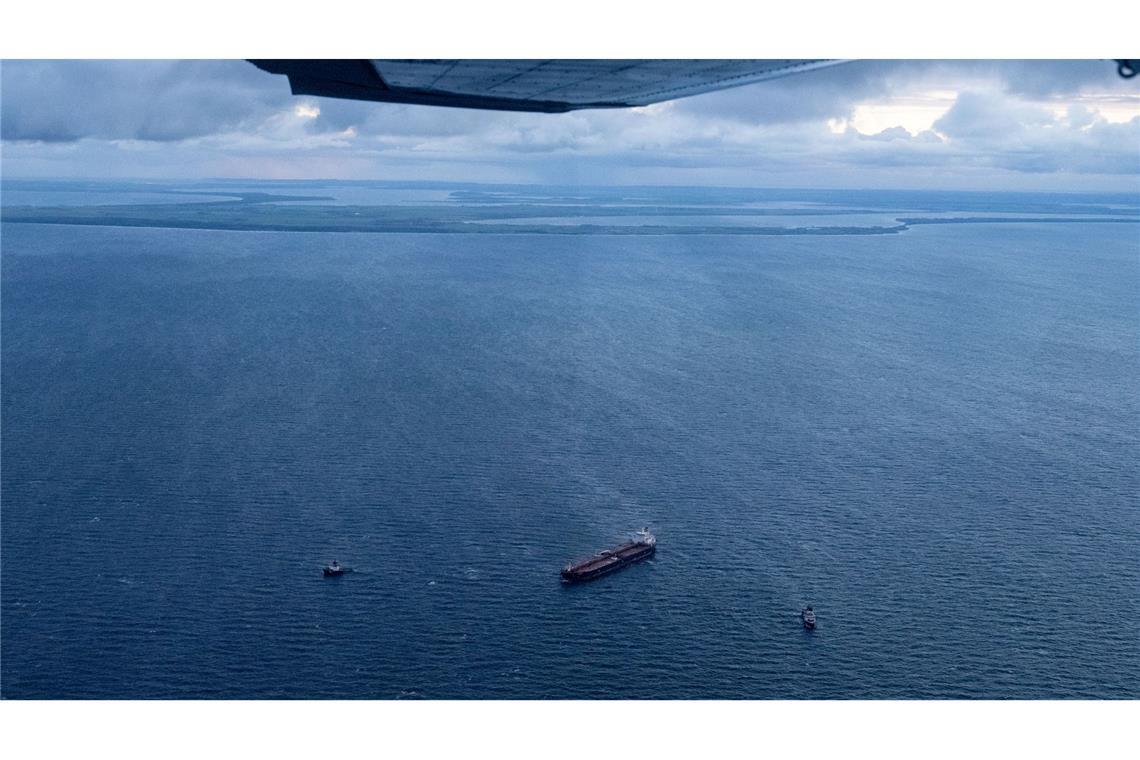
[250,59,842,113]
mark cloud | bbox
[1065,104,1097,129]
[671,60,1136,127]
[933,91,1053,139]
[862,126,914,141]
[924,90,1140,174]
[1,60,294,142]
[1,59,1137,190]
[669,61,898,125]
[948,59,1138,99]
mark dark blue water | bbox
[2,204,1138,698]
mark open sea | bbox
[2,182,1138,698]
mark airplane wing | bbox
[250,59,843,113]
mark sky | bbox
[1,59,1138,191]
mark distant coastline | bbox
[2,204,1135,236]
[3,180,1136,235]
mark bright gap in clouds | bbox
[850,91,960,135]
[1072,97,1140,124]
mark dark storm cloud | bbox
[0,59,544,143]
[947,59,1134,98]
[1,59,292,142]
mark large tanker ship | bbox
[560,529,656,584]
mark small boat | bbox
[801,606,816,629]
[323,560,346,577]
